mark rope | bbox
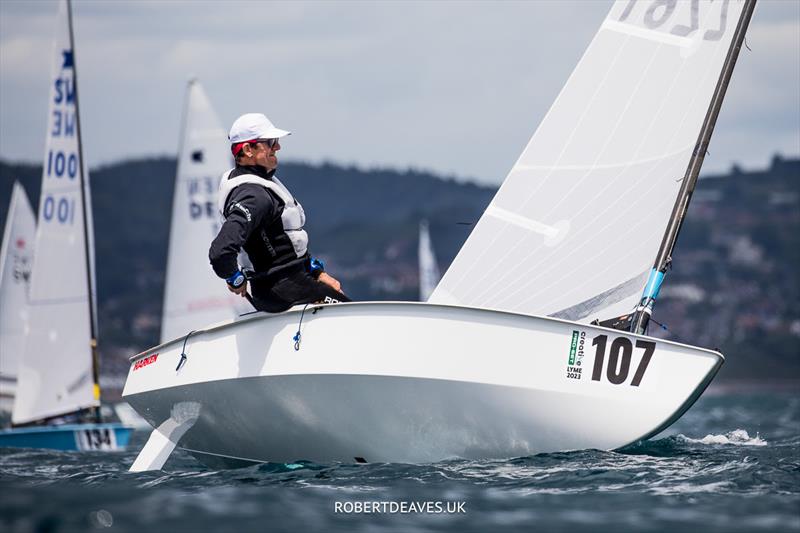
[175,330,195,371]
[650,317,668,332]
[293,304,311,351]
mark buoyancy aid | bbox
[218,171,308,258]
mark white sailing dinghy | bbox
[161,79,248,343]
[0,0,132,451]
[125,0,756,470]
[418,220,441,301]
[0,183,36,415]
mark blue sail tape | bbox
[641,268,665,300]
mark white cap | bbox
[228,113,291,144]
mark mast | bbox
[66,0,102,422]
[631,0,758,335]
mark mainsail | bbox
[12,0,99,425]
[161,80,244,343]
[0,183,36,413]
[431,0,752,324]
[418,220,441,301]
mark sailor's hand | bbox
[318,272,342,293]
[225,270,248,296]
[227,279,249,296]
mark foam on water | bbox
[678,429,768,446]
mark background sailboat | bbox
[0,0,132,451]
[0,182,36,417]
[160,79,246,343]
[418,220,440,301]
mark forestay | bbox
[13,0,98,425]
[161,80,246,343]
[0,183,36,412]
[431,0,747,323]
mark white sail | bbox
[418,220,440,301]
[161,80,244,343]
[0,183,36,413]
[431,0,747,323]
[12,0,98,425]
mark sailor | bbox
[209,113,349,312]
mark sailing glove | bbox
[226,270,246,289]
[309,257,325,279]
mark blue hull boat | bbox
[0,423,134,451]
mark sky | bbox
[0,0,798,186]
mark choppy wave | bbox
[678,429,768,446]
[1,391,798,533]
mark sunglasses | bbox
[254,138,279,148]
[231,138,281,156]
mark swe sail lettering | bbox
[46,150,78,179]
[51,109,76,137]
[42,195,76,226]
[53,76,76,105]
[52,61,77,140]
[187,177,217,220]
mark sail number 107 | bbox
[592,335,655,386]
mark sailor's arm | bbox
[318,272,342,293]
[209,185,275,295]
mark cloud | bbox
[0,0,797,183]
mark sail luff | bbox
[632,0,758,334]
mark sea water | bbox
[1,388,798,533]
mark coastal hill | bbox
[1,155,797,382]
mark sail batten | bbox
[431,0,749,323]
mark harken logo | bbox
[133,353,158,371]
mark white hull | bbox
[123,302,722,466]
